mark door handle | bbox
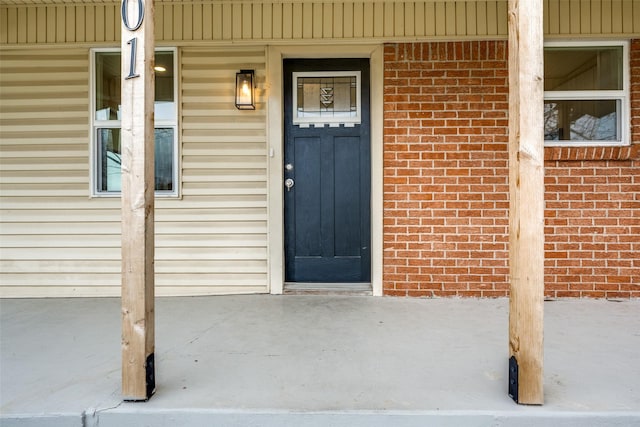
[285,178,295,192]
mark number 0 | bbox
[121,0,144,31]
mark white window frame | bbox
[543,40,630,147]
[90,47,179,197]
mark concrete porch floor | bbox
[1,295,639,427]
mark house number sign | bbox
[122,0,145,80]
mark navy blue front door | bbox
[284,59,371,283]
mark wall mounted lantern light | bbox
[235,69,255,110]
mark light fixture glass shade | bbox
[235,70,255,110]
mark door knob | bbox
[285,178,295,192]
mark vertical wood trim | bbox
[104,4,115,42]
[601,0,611,33]
[590,0,601,33]
[174,3,184,41]
[580,0,590,34]
[404,2,414,36]
[17,7,26,43]
[26,7,36,44]
[357,2,367,38]
[456,1,467,36]
[85,6,95,42]
[222,3,232,40]
[559,0,570,33]
[570,0,581,33]
[384,2,394,37]
[282,3,292,39]
[201,3,211,40]
[242,3,252,40]
[75,6,85,43]
[323,3,333,38]
[55,6,64,43]
[292,3,302,38]
[121,0,155,401]
[621,0,633,33]
[94,5,104,42]
[611,0,622,33]
[333,3,343,39]
[313,2,323,38]
[303,2,313,38]
[232,3,242,39]
[435,1,445,35]
[65,6,75,42]
[415,2,426,36]
[3,1,640,46]
[192,3,202,40]
[263,3,273,39]
[425,2,437,35]
[0,7,8,45]
[486,1,497,35]
[446,1,456,35]
[508,0,545,406]
[394,2,404,37]
[183,3,193,41]
[373,2,383,37]
[272,3,282,39]
[212,4,223,40]
[496,0,508,34]
[253,3,262,40]
[466,2,477,36]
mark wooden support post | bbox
[120,0,155,401]
[507,0,545,405]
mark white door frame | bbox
[266,44,384,296]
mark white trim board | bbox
[266,44,384,296]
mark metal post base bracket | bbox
[509,355,519,403]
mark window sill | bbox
[544,144,638,162]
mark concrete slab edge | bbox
[5,409,638,427]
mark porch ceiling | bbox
[0,0,197,4]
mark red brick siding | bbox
[383,41,639,298]
[544,40,640,298]
[383,42,510,297]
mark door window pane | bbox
[292,71,361,126]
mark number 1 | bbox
[125,37,140,80]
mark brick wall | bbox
[543,39,640,298]
[383,40,639,298]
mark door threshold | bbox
[284,282,372,296]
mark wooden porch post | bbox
[507,0,545,405]
[120,0,156,401]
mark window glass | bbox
[544,46,623,91]
[544,100,619,141]
[543,43,627,145]
[96,128,175,193]
[154,51,176,121]
[92,49,177,195]
[94,51,176,122]
[95,52,121,121]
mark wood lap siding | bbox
[176,47,268,295]
[0,47,269,297]
[2,1,639,45]
[0,48,107,297]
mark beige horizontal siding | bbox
[2,1,638,46]
[0,45,269,297]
